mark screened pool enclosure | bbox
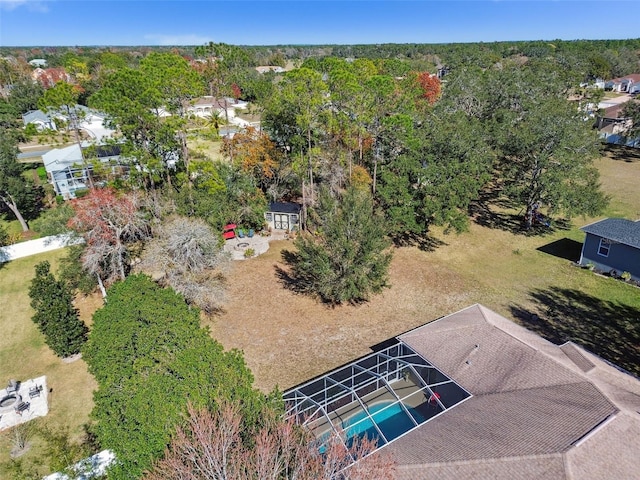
[284,341,471,454]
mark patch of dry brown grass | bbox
[208,152,640,392]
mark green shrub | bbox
[24,123,38,138]
[244,248,255,258]
[621,271,632,281]
[36,166,48,182]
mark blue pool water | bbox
[318,401,427,453]
[344,401,426,444]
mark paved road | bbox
[18,149,49,160]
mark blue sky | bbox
[0,1,638,47]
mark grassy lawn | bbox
[1,145,638,473]
[187,137,225,162]
[209,147,640,392]
[0,250,98,475]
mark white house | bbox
[255,65,285,74]
[23,105,115,141]
[28,58,47,68]
[22,110,57,131]
[184,96,249,123]
[604,74,640,93]
[42,143,124,198]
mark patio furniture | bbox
[6,379,19,393]
[222,223,237,240]
[14,402,30,415]
[237,229,245,238]
[248,229,254,238]
[29,385,42,399]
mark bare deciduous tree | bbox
[67,188,150,297]
[145,402,396,480]
[140,216,230,314]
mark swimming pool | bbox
[343,401,426,445]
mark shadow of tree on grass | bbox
[274,249,308,296]
[603,144,640,163]
[391,232,446,252]
[468,187,523,233]
[511,287,640,376]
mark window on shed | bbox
[265,212,273,221]
[597,238,610,257]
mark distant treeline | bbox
[3,38,639,78]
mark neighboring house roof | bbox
[384,304,640,480]
[28,58,47,67]
[255,65,285,74]
[602,103,626,119]
[580,218,640,249]
[190,96,236,108]
[32,67,74,88]
[42,144,84,172]
[42,143,122,173]
[620,73,640,83]
[22,109,54,126]
[268,202,301,214]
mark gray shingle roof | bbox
[580,218,640,249]
[22,109,53,124]
[381,304,640,480]
[389,382,616,464]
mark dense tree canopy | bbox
[83,275,267,480]
[0,127,42,231]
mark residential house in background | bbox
[604,74,640,94]
[22,110,57,131]
[184,96,250,125]
[579,218,640,280]
[28,58,47,68]
[42,143,124,198]
[596,102,635,144]
[32,67,74,89]
[255,65,285,74]
[23,105,115,141]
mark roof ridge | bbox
[398,452,566,469]
[468,379,589,398]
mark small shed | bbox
[579,218,640,280]
[265,202,301,231]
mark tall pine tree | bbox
[29,261,88,357]
[287,186,392,305]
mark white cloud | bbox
[143,33,213,46]
[0,0,50,12]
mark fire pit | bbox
[0,393,22,414]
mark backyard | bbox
[207,145,640,391]
[1,145,639,474]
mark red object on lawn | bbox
[222,223,237,240]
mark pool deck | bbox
[0,376,49,431]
